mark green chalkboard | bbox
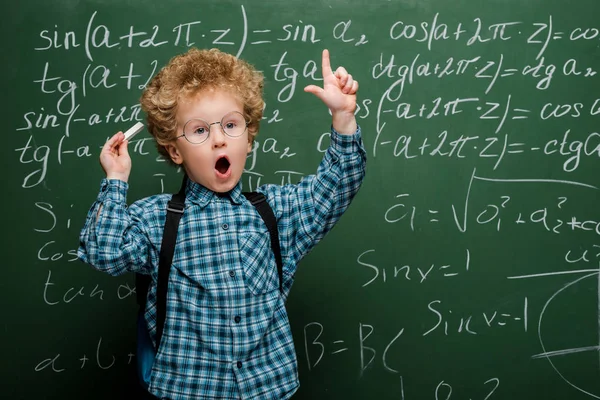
[4,0,600,399]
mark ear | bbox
[246,129,256,154]
[165,143,183,165]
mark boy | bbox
[78,47,366,399]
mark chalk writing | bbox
[9,2,600,399]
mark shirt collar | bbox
[185,179,244,208]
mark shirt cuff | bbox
[98,178,129,204]
[330,125,363,154]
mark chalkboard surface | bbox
[5,0,600,399]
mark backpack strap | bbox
[138,183,281,351]
[154,174,187,346]
[242,192,283,293]
[136,174,187,348]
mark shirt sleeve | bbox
[77,179,153,276]
[259,125,367,276]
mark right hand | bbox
[304,49,359,135]
[100,132,131,182]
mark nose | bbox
[209,123,226,149]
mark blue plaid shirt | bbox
[78,127,366,399]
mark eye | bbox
[224,121,236,130]
[193,126,207,135]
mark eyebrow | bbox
[183,111,244,122]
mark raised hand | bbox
[304,49,359,134]
[99,132,132,182]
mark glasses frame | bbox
[176,111,249,145]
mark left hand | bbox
[100,131,131,182]
[304,49,359,133]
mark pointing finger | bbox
[321,49,333,78]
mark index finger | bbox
[321,49,333,78]
[102,132,123,151]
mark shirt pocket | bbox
[239,230,279,295]
[170,245,222,293]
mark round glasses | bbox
[178,111,249,145]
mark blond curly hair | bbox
[140,48,264,164]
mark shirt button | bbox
[222,223,229,230]
[234,316,241,323]
[237,361,242,369]
[229,270,235,277]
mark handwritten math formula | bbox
[9,1,600,399]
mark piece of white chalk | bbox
[123,122,145,141]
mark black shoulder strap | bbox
[140,184,280,350]
[242,192,283,293]
[154,174,187,346]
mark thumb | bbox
[118,139,130,157]
[304,85,326,101]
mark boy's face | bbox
[166,88,252,193]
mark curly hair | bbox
[139,48,264,164]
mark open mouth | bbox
[215,156,231,175]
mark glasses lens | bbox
[221,112,247,138]
[183,119,210,144]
